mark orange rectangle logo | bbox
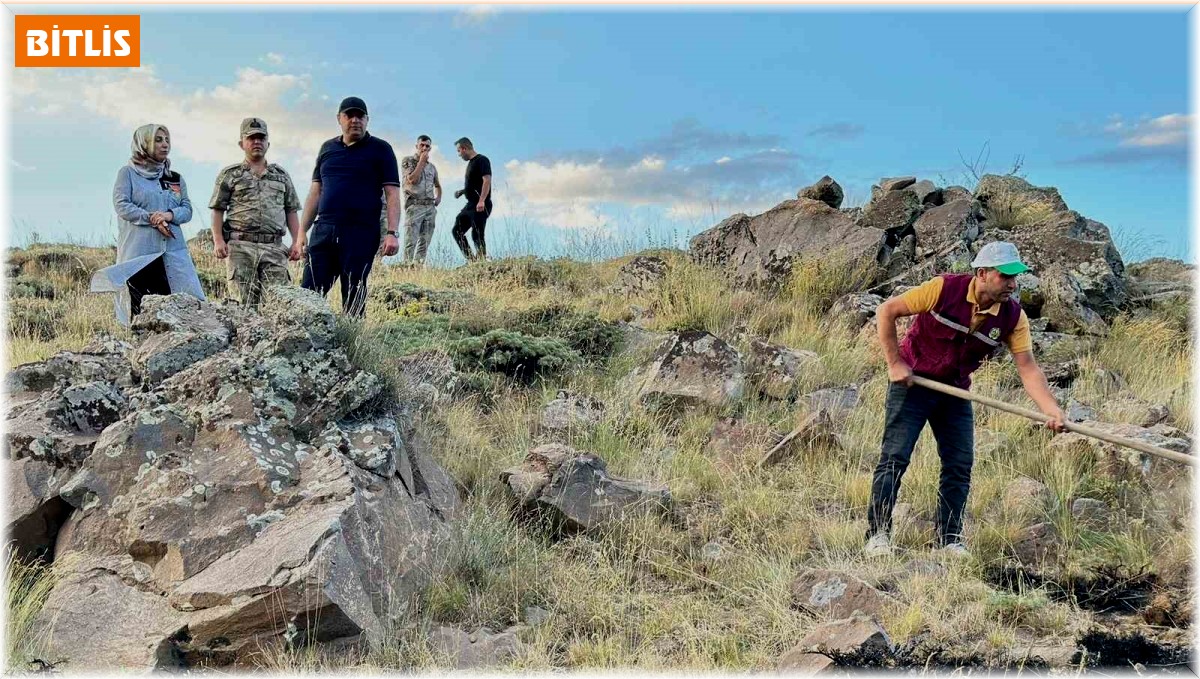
[15,15,140,67]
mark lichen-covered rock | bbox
[24,293,459,670]
[744,338,818,400]
[1048,421,1191,485]
[912,199,981,253]
[791,569,894,619]
[831,293,884,329]
[626,330,745,413]
[429,626,524,670]
[540,390,605,435]
[499,444,671,532]
[1039,265,1109,336]
[612,255,669,296]
[860,189,923,233]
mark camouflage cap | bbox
[240,117,268,139]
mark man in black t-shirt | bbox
[298,96,401,316]
[451,137,492,262]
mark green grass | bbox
[4,240,1192,672]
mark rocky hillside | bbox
[4,173,1194,672]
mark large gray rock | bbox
[830,292,884,329]
[429,626,524,669]
[744,338,819,400]
[905,179,942,206]
[130,294,233,383]
[912,199,981,253]
[798,175,845,209]
[27,293,460,670]
[612,255,668,297]
[1048,421,1191,485]
[689,198,896,288]
[1039,265,1109,336]
[860,190,923,233]
[499,444,671,532]
[540,390,605,435]
[626,331,745,413]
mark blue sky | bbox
[7,6,1191,263]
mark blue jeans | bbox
[867,382,975,546]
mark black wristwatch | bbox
[386,230,398,237]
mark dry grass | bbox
[4,239,1192,672]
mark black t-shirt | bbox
[312,132,400,227]
[464,154,493,206]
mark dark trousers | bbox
[866,382,975,546]
[127,255,170,318]
[452,203,491,261]
[301,224,380,317]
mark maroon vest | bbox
[899,274,1022,389]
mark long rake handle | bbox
[910,376,1196,468]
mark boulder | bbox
[499,445,671,532]
[791,568,894,619]
[28,288,460,670]
[429,626,524,670]
[703,416,784,471]
[626,331,745,413]
[1071,497,1112,529]
[1048,421,1191,484]
[797,175,845,209]
[871,176,917,202]
[941,186,972,204]
[689,199,895,289]
[830,293,884,329]
[912,199,981,253]
[612,255,668,297]
[1011,522,1060,569]
[1001,477,1052,519]
[803,385,860,419]
[744,338,819,400]
[1127,257,1194,285]
[1065,399,1098,423]
[540,390,605,435]
[778,614,894,673]
[860,190,923,234]
[905,179,942,206]
[1039,265,1109,336]
[130,294,234,383]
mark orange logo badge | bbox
[15,15,140,67]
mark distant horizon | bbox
[7,7,1191,263]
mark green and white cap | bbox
[971,241,1029,275]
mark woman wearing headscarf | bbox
[93,123,205,324]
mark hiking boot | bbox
[864,533,894,558]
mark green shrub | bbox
[371,282,475,316]
[363,315,466,356]
[510,304,623,361]
[7,276,56,300]
[447,329,581,382]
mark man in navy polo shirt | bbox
[298,96,401,316]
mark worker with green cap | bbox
[865,241,1067,559]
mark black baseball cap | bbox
[338,96,368,115]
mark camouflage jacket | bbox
[209,162,301,235]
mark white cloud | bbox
[1119,113,1190,148]
[263,52,285,66]
[453,6,497,29]
[12,65,338,174]
[11,160,36,172]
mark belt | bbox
[406,198,436,206]
[228,231,282,244]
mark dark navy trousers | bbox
[866,382,975,546]
[301,222,380,317]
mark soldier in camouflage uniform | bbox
[209,118,304,306]
[399,135,442,263]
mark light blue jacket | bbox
[92,164,206,325]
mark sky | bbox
[5,6,1192,263]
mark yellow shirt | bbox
[898,276,1033,355]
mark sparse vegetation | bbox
[3,234,1192,672]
